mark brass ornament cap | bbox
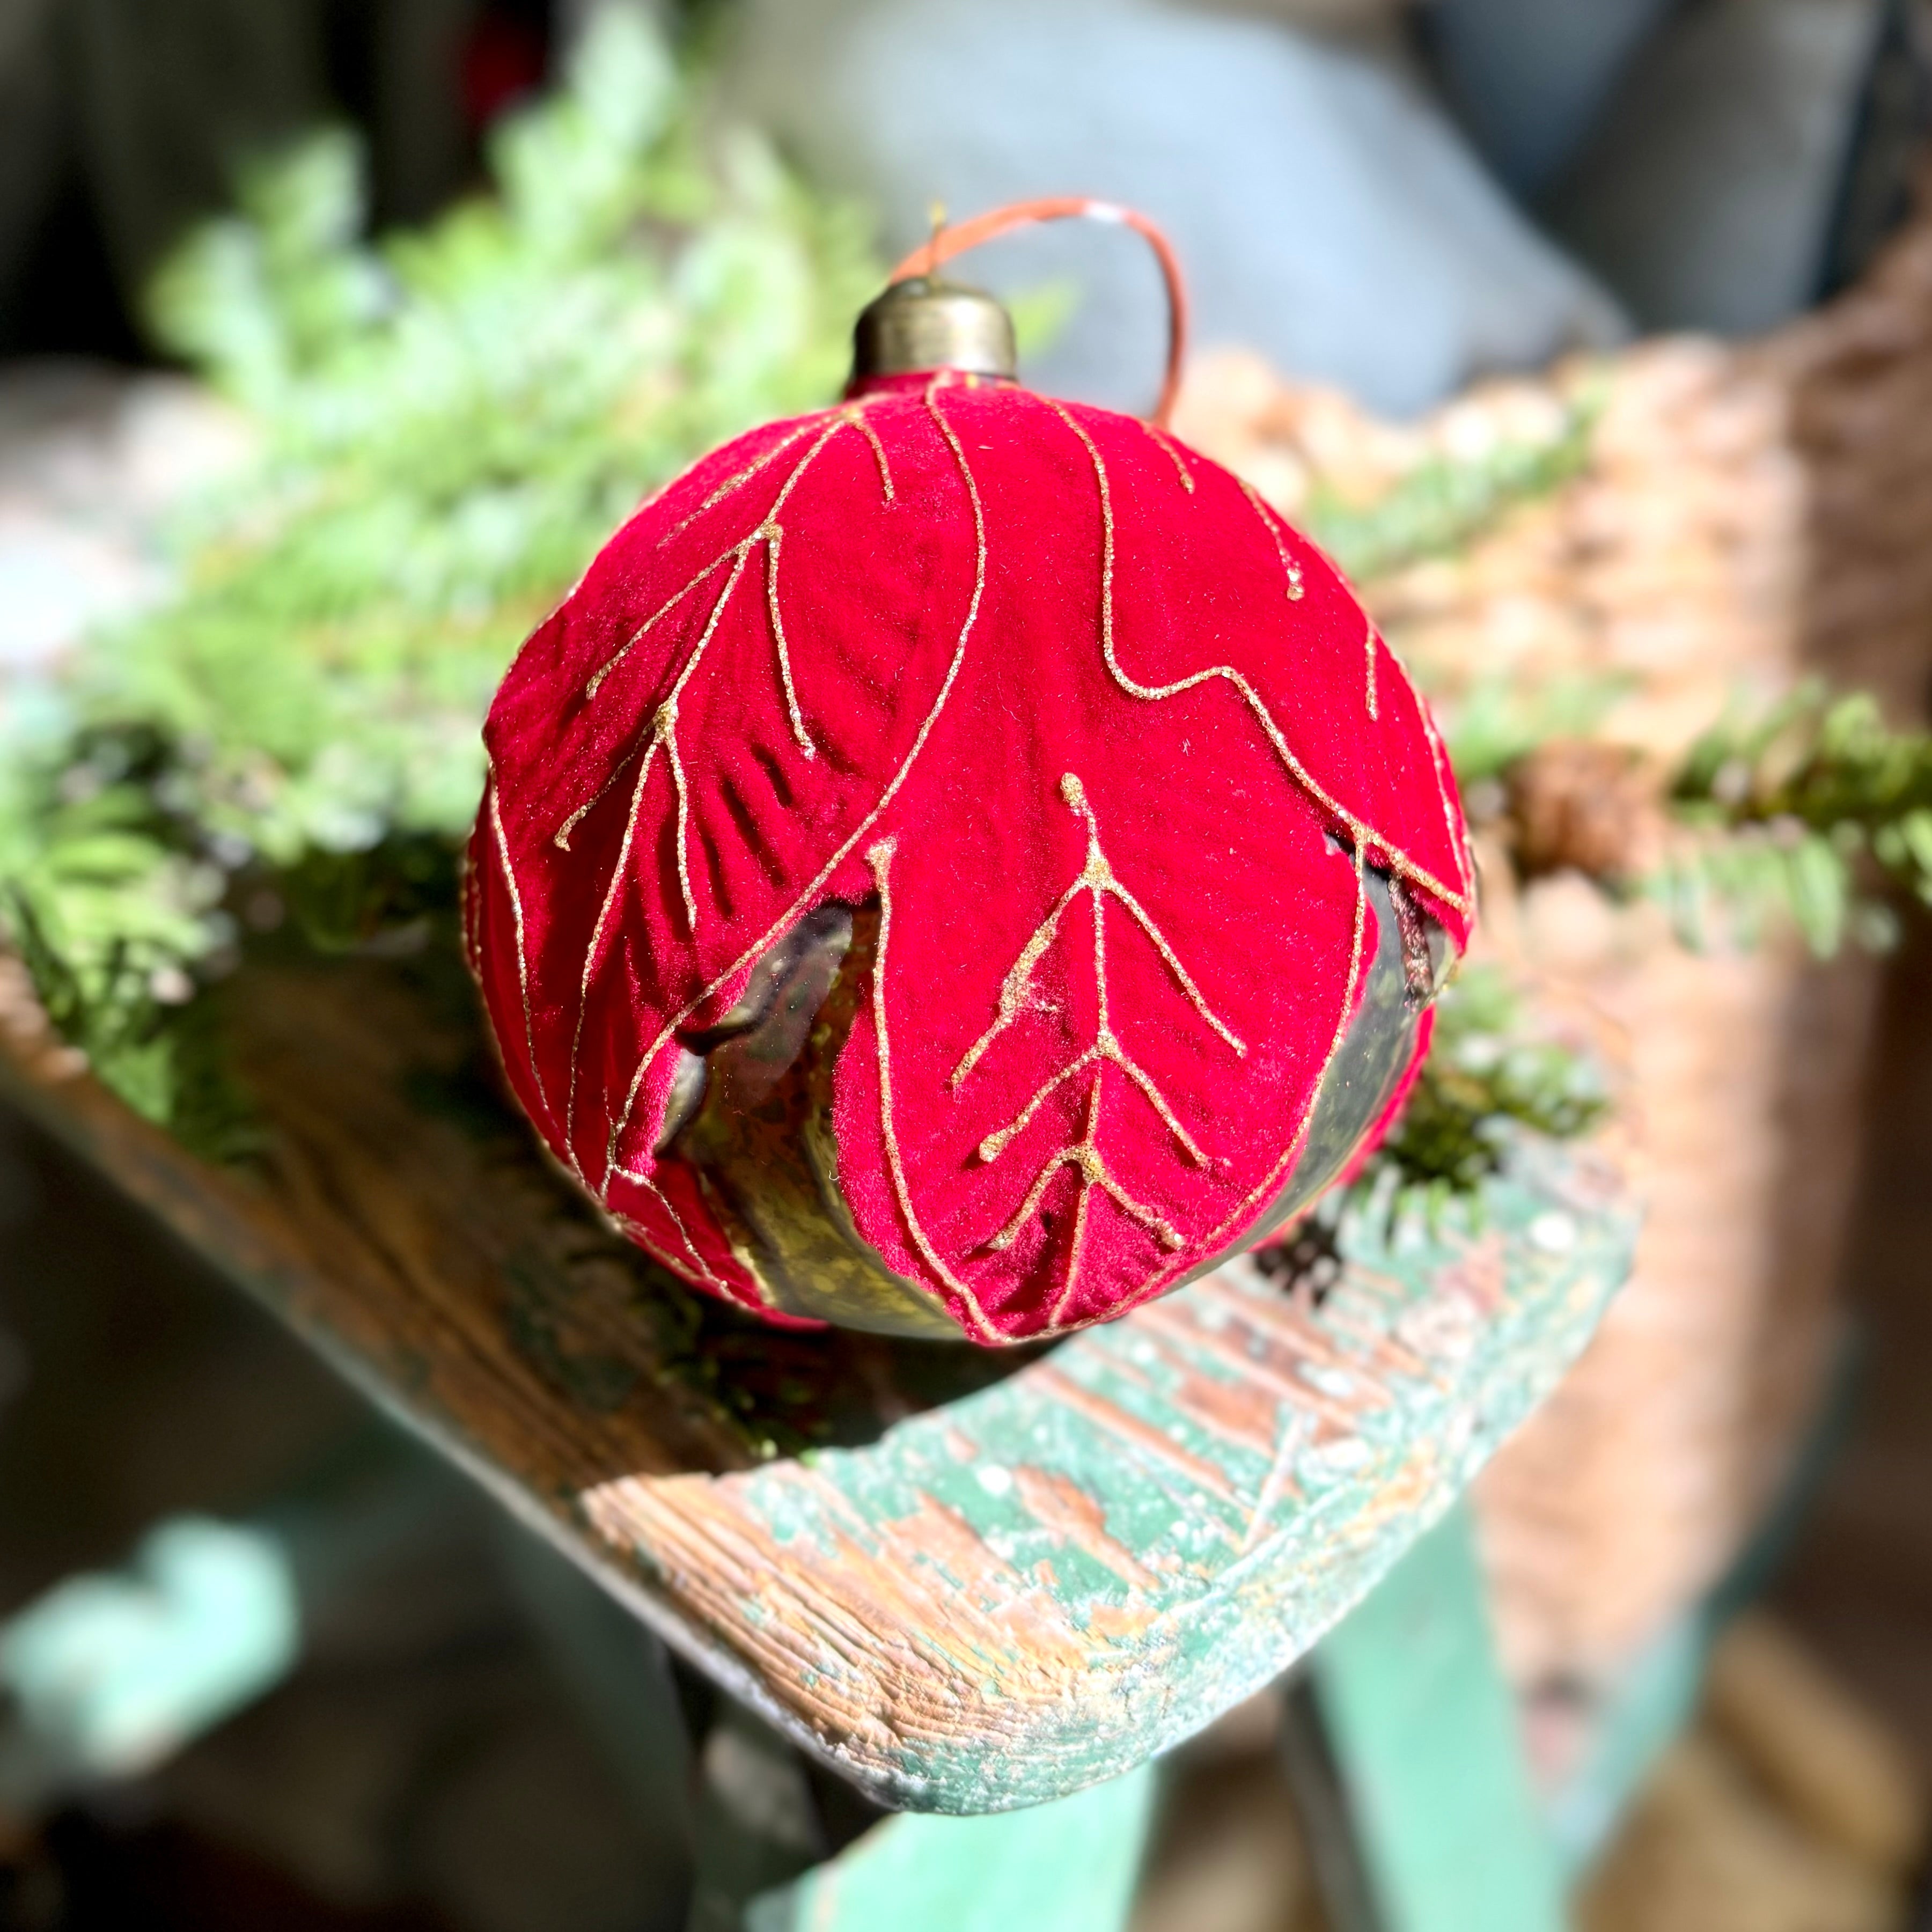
[850,275,1018,385]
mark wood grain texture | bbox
[0,948,1635,1811]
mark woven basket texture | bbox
[1175,186,1932,1685]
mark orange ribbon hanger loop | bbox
[889,197,1189,431]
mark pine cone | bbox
[1506,740,1664,884]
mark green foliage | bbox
[0,7,879,1131]
[1659,682,1932,955]
[6,891,256,1162]
[1440,671,1632,787]
[1346,967,1608,1229]
[1006,281,1081,363]
[275,835,461,955]
[1305,391,1599,584]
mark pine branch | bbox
[1304,392,1599,584]
[1440,672,1634,789]
[0,8,878,1150]
[1438,679,1932,959]
[1657,684,1932,955]
[1339,966,1608,1232]
[5,890,256,1160]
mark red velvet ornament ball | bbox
[465,203,1474,1346]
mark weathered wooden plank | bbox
[0,949,1635,1811]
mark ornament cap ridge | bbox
[850,275,1018,387]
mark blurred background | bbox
[4,0,1932,1927]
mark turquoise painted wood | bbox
[1309,1502,1566,1932]
[0,1518,298,1808]
[746,1764,1158,1932]
[0,958,1638,1816]
[588,1134,1634,1811]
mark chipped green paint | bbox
[1311,1501,1566,1931]
[748,1761,1158,1931]
[0,956,1635,1819]
[586,1130,1635,1812]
